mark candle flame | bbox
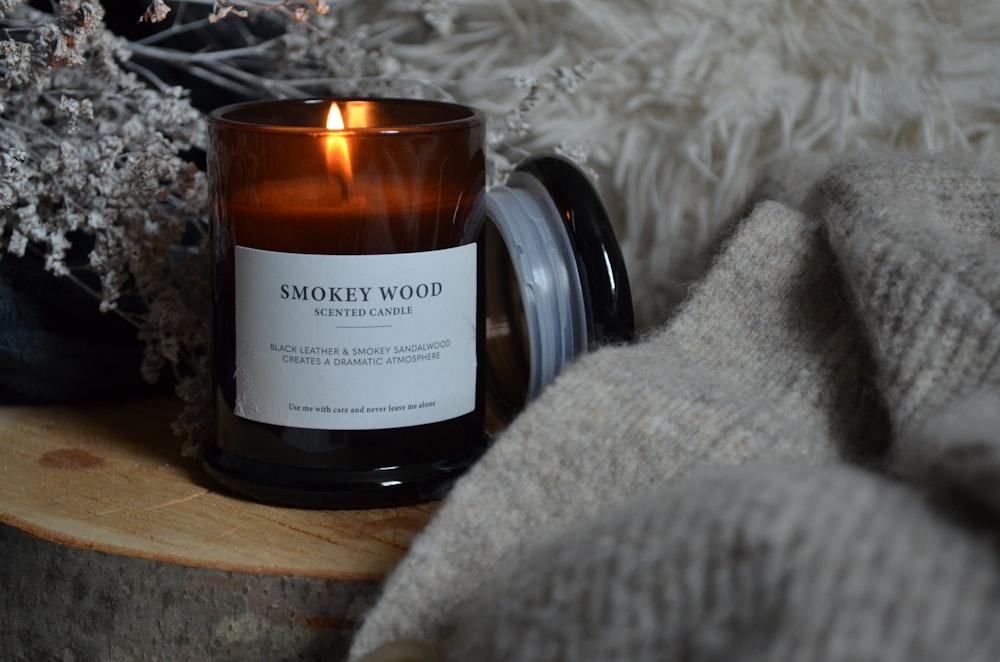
[325,103,352,196]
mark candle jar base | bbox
[201,445,478,509]
[204,391,487,509]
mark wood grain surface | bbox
[0,396,436,661]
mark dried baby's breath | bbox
[1,0,209,448]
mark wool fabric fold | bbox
[349,151,1000,662]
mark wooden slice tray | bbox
[0,396,434,661]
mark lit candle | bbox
[324,101,352,195]
[206,98,488,509]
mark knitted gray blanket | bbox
[350,151,1000,661]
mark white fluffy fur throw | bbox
[349,0,1000,326]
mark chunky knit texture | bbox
[349,152,1000,661]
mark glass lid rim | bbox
[510,154,635,347]
[482,153,635,429]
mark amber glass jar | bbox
[205,98,487,508]
[205,97,635,509]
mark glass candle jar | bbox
[205,98,633,509]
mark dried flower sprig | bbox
[138,0,334,25]
[1,0,210,448]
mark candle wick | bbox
[330,173,349,203]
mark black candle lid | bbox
[483,154,634,428]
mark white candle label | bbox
[234,244,477,430]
